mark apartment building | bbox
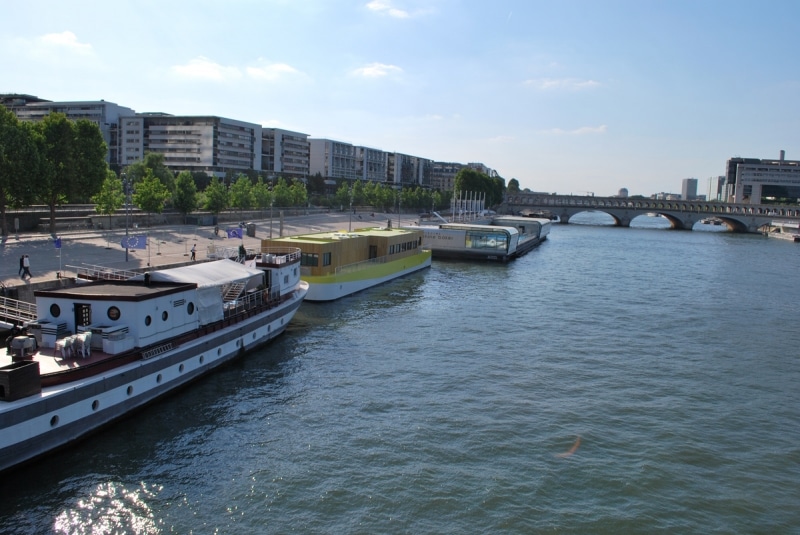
[356,146,388,183]
[1,94,134,166]
[261,128,310,180]
[309,138,358,181]
[387,153,432,188]
[120,114,261,177]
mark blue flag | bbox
[227,227,243,239]
[54,238,62,249]
[121,234,147,250]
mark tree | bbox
[173,170,198,222]
[253,177,272,216]
[229,174,255,217]
[289,178,308,207]
[133,169,171,225]
[272,177,293,207]
[507,178,521,194]
[203,177,229,215]
[33,113,108,234]
[0,108,39,236]
[125,152,175,193]
[92,170,125,243]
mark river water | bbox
[1,214,799,534]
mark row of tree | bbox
[1,109,508,235]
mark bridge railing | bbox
[505,194,800,218]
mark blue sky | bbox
[2,0,799,197]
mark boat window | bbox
[301,252,319,266]
[145,315,152,326]
[323,252,332,266]
[50,304,61,318]
[107,306,121,321]
[187,302,195,315]
[162,311,168,321]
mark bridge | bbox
[502,193,800,233]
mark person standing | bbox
[190,244,196,261]
[21,255,32,280]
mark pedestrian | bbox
[191,243,196,261]
[18,255,24,277]
[22,254,32,280]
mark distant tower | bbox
[681,178,698,200]
[618,188,629,198]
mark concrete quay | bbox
[1,211,415,300]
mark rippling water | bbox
[2,216,800,534]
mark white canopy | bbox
[130,259,263,288]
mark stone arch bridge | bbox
[501,193,800,233]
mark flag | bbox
[54,238,62,249]
[121,234,147,250]
[227,227,243,239]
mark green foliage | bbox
[229,174,255,213]
[454,168,505,206]
[507,178,520,193]
[0,108,40,235]
[289,178,308,207]
[125,152,175,193]
[272,177,293,207]
[33,113,109,234]
[203,177,229,215]
[133,169,171,217]
[92,170,125,216]
[173,170,198,218]
[253,177,272,211]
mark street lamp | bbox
[269,176,275,238]
[122,173,130,262]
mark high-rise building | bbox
[681,178,698,200]
[261,128,310,180]
[724,151,800,203]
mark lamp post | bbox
[122,173,130,262]
[269,176,275,238]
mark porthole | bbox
[91,400,99,411]
[217,348,222,356]
[50,415,59,427]
[199,355,204,364]
[187,302,195,315]
[252,333,256,340]
[179,364,185,373]
[162,311,168,321]
[126,385,133,396]
[156,374,162,384]
[107,306,121,321]
[236,339,242,347]
[145,315,152,326]
[50,304,61,318]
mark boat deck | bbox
[1,344,118,375]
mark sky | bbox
[2,0,799,197]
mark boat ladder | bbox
[221,282,246,301]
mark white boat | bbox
[414,216,551,262]
[261,225,431,301]
[765,220,800,242]
[0,251,307,473]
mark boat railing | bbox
[0,295,37,325]
[335,255,388,275]
[71,264,140,281]
[222,286,281,318]
[256,246,302,264]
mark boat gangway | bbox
[0,295,37,326]
[68,264,140,281]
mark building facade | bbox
[308,138,358,181]
[2,94,134,167]
[120,114,261,177]
[681,178,698,200]
[725,151,800,204]
[261,128,310,180]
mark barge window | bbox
[301,252,319,266]
[323,252,331,266]
[145,315,152,326]
[50,304,61,318]
[107,306,120,321]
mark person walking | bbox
[18,255,24,277]
[190,244,196,261]
[21,255,32,281]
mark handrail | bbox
[0,296,38,324]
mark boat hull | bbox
[0,282,307,474]
[303,251,432,301]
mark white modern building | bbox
[261,128,310,181]
[725,151,800,204]
[120,113,261,177]
[1,94,134,166]
[681,178,698,200]
[308,138,358,181]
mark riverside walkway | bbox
[0,211,410,298]
[502,193,800,233]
